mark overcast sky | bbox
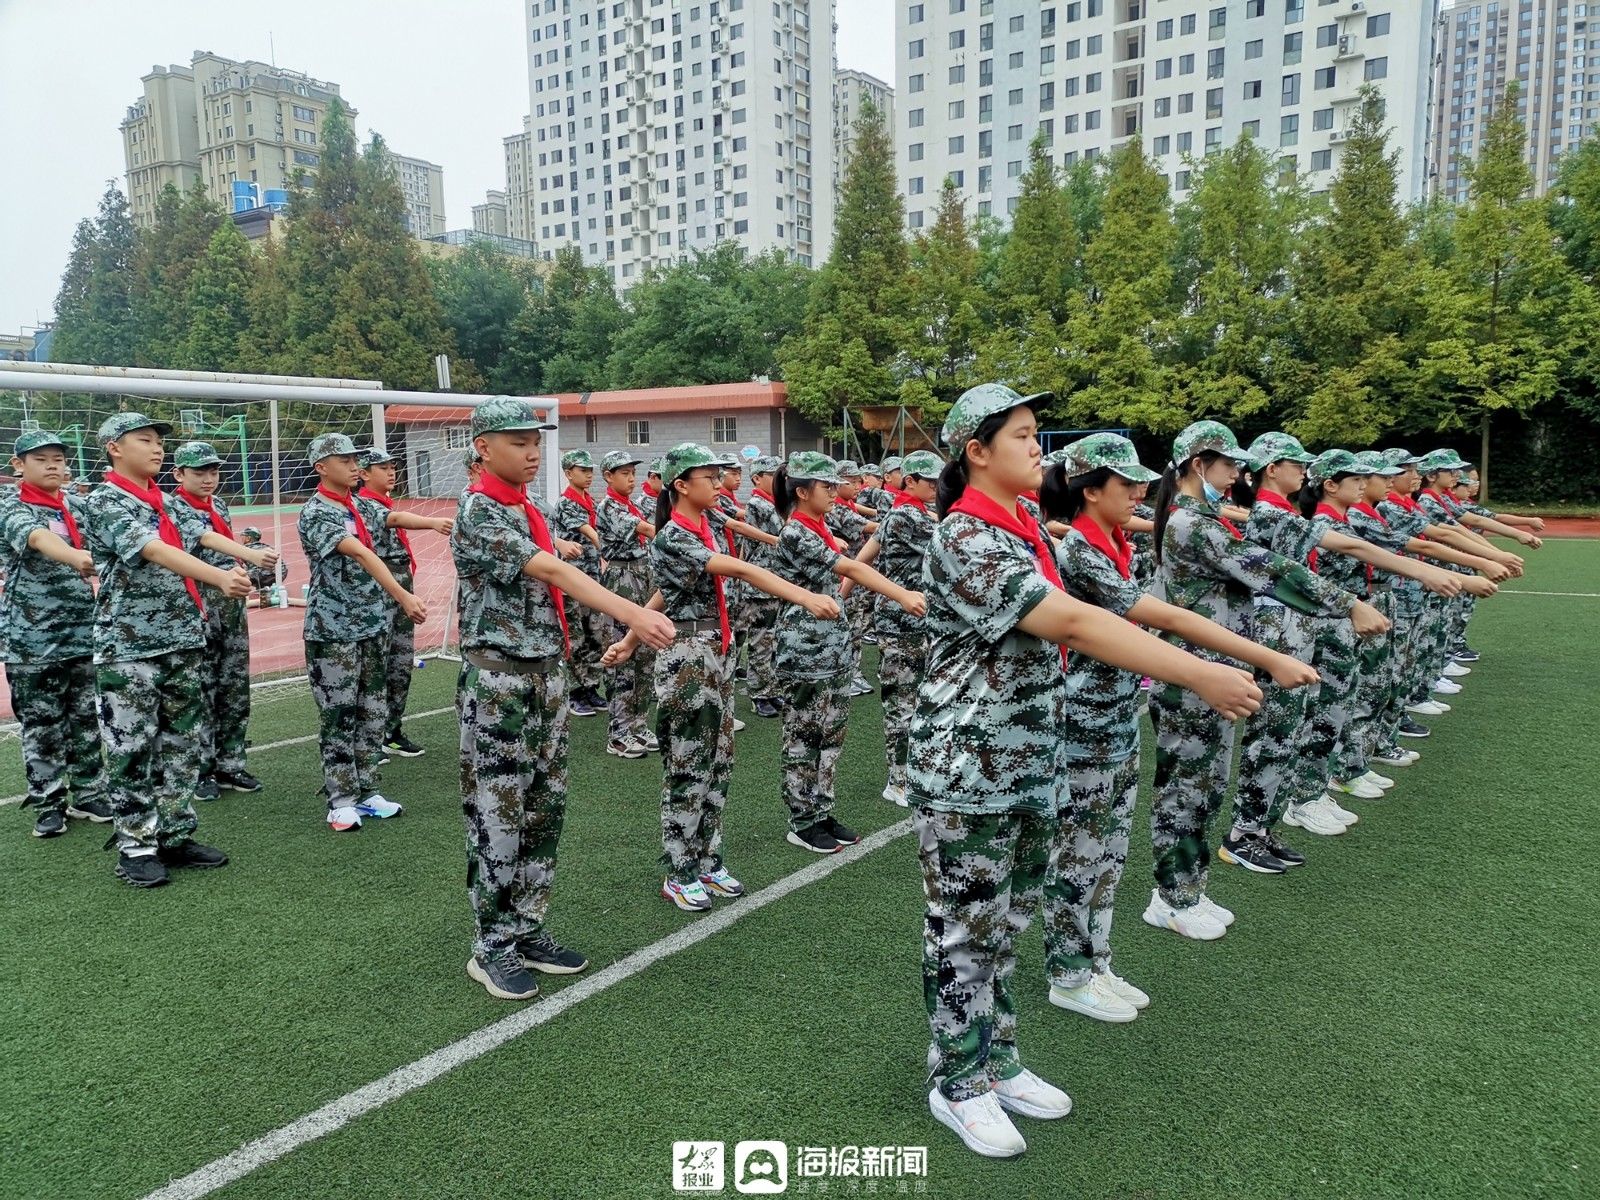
[0,0,896,336]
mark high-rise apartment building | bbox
[521,0,837,283]
[504,117,539,245]
[896,0,1438,232]
[834,68,896,193]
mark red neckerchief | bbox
[1351,501,1386,524]
[1421,487,1464,516]
[1311,502,1372,584]
[104,470,203,613]
[357,487,415,573]
[606,486,648,546]
[715,489,740,555]
[751,487,775,504]
[562,484,597,527]
[18,483,82,549]
[950,486,1069,667]
[642,481,661,499]
[892,491,928,511]
[1386,491,1422,513]
[1020,489,1040,503]
[1255,488,1295,513]
[470,472,569,656]
[316,483,374,550]
[789,509,842,553]
[670,509,730,652]
[1071,512,1132,580]
[1170,498,1244,540]
[175,487,235,543]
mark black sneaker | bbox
[195,777,221,802]
[215,770,263,794]
[115,852,170,888]
[570,697,597,717]
[519,932,590,975]
[786,823,841,854]
[467,949,540,1000]
[66,797,113,822]
[383,734,426,758]
[158,840,230,869]
[32,810,66,839]
[1398,718,1432,739]
[823,816,862,846]
[1264,831,1307,867]
[1452,646,1480,663]
[581,687,607,711]
[1217,832,1287,875]
[752,698,781,718]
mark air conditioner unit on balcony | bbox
[1338,35,1355,56]
[1349,0,1366,11]
[1329,129,1349,143]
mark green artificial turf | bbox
[2,541,1597,1199]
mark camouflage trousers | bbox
[382,566,416,742]
[10,657,106,818]
[1044,753,1140,987]
[1149,682,1237,907]
[654,632,735,883]
[1233,602,1316,835]
[741,592,782,702]
[780,670,851,831]
[1343,589,1397,773]
[1407,593,1453,705]
[1450,592,1478,652]
[566,593,608,693]
[918,804,1059,1102]
[306,637,386,810]
[198,596,251,776]
[878,632,926,794]
[97,649,204,854]
[602,558,655,746]
[1294,615,1359,801]
[844,588,872,679]
[1378,587,1425,748]
[457,659,570,957]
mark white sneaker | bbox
[1048,976,1138,1023]
[661,876,712,912]
[1196,894,1235,927]
[1283,801,1345,836]
[1402,749,1422,763]
[1431,699,1453,712]
[732,717,747,732]
[1314,795,1359,826]
[1407,700,1447,716]
[1361,770,1395,790]
[1443,662,1471,677]
[1432,677,1462,695]
[882,783,909,807]
[928,1089,1027,1158]
[355,794,403,819]
[1372,749,1413,767]
[1099,971,1150,1010]
[1141,889,1226,941]
[991,1068,1074,1119]
[326,805,363,832]
[1332,776,1383,800]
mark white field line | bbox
[140,818,913,1200]
[1495,589,1600,598]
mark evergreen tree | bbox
[428,241,537,386]
[1551,136,1600,282]
[498,246,621,393]
[134,179,225,366]
[51,182,139,367]
[180,221,259,371]
[997,134,1077,323]
[894,180,985,413]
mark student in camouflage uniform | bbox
[551,449,608,714]
[168,441,277,801]
[356,448,453,758]
[824,460,879,696]
[299,434,428,833]
[1037,433,1316,1023]
[1,431,110,839]
[857,464,894,517]
[771,452,923,855]
[595,449,658,757]
[736,455,785,718]
[237,527,284,598]
[1345,454,1418,774]
[914,388,1263,1158]
[849,449,944,807]
[1449,466,1540,659]
[86,413,254,887]
[1145,422,1376,938]
[453,399,675,999]
[604,444,838,910]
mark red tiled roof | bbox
[385,382,788,425]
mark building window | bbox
[712,417,738,444]
[585,417,600,442]
[627,421,652,446]
[1311,148,1333,171]
[1364,57,1388,81]
[1366,13,1390,38]
[445,427,470,450]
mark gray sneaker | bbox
[467,949,540,1000]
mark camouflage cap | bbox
[307,432,359,465]
[882,455,905,473]
[173,440,223,468]
[471,396,554,439]
[1417,448,1470,473]
[13,430,68,456]
[463,446,482,468]
[601,449,643,472]
[900,449,945,480]
[1171,419,1251,467]
[239,525,263,540]
[719,460,744,475]
[785,450,842,485]
[941,382,1052,451]
[561,449,595,470]
[358,447,397,468]
[861,462,882,476]
[834,459,862,479]
[645,458,663,476]
[98,412,173,442]
[1245,431,1316,472]
[1381,447,1422,468]
[1353,450,1402,477]
[1058,432,1161,483]
[1308,448,1371,485]
[751,454,783,475]
[659,442,735,485]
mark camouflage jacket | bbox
[651,518,722,621]
[872,502,934,638]
[451,491,565,660]
[741,491,783,571]
[772,519,850,681]
[167,491,239,604]
[297,492,387,644]
[858,486,894,517]
[1308,511,1371,599]
[1376,497,1435,598]
[1346,505,1410,592]
[824,501,871,556]
[358,497,412,573]
[0,491,95,665]
[552,491,602,579]
[1159,494,1353,658]
[907,512,1068,817]
[1130,501,1156,589]
[1055,526,1143,763]
[598,492,651,563]
[83,484,207,664]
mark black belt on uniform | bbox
[464,649,561,675]
[672,618,725,634]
